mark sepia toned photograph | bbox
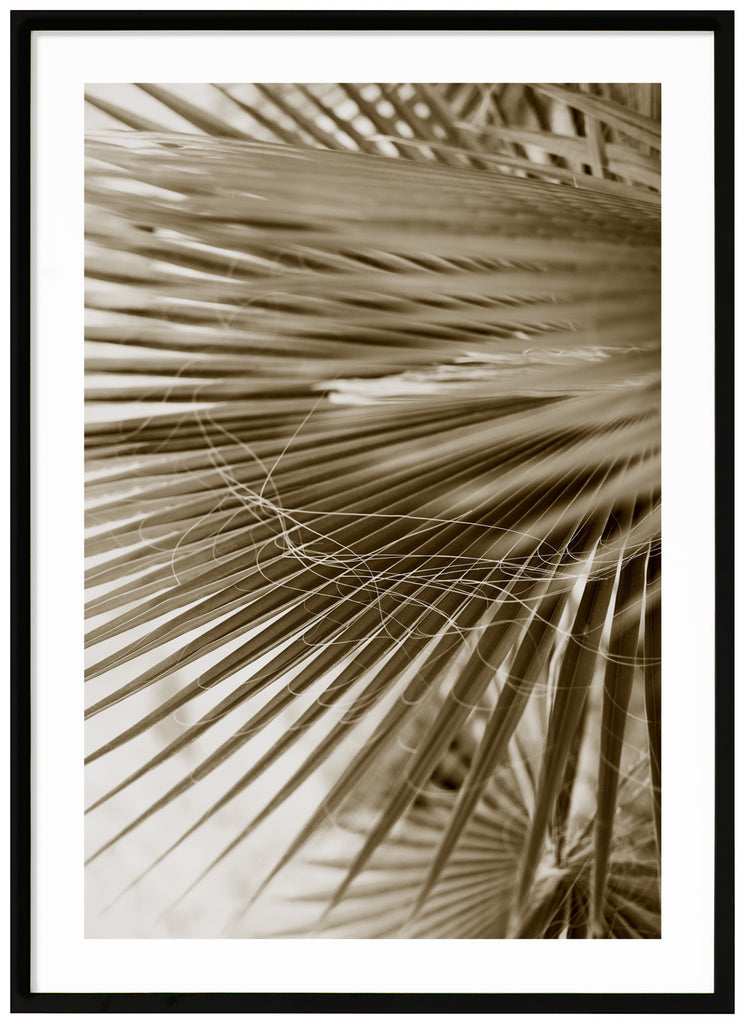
[84,82,661,940]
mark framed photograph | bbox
[11,9,734,1013]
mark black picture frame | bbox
[11,9,734,1014]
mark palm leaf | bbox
[248,719,658,939]
[85,83,661,938]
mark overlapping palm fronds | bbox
[85,83,661,938]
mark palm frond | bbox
[85,83,661,938]
[247,719,658,940]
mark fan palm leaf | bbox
[85,83,661,938]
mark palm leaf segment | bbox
[85,83,661,937]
